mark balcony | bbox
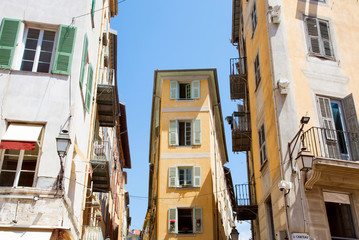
[90,140,111,192]
[230,58,247,100]
[234,183,257,220]
[83,226,104,240]
[97,68,118,127]
[302,127,359,190]
[230,111,251,152]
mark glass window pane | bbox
[2,150,20,170]
[21,156,37,171]
[43,30,55,41]
[27,28,40,39]
[37,63,50,73]
[41,40,54,52]
[22,49,36,61]
[21,61,34,71]
[0,172,15,186]
[18,172,35,187]
[25,39,38,50]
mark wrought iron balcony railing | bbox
[230,58,247,100]
[231,112,251,152]
[234,183,257,220]
[302,127,359,161]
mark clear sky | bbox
[111,0,251,238]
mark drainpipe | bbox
[264,1,291,239]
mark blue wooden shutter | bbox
[0,18,21,69]
[191,80,200,99]
[170,81,178,99]
[168,167,177,187]
[169,120,178,146]
[193,166,201,187]
[52,25,77,75]
[85,63,94,112]
[193,207,202,233]
[79,34,88,88]
[168,208,177,233]
[193,119,201,145]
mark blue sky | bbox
[112,0,251,238]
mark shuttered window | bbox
[168,166,201,188]
[169,120,178,146]
[342,94,359,160]
[169,119,201,146]
[305,17,334,59]
[251,2,257,34]
[79,34,88,88]
[52,25,77,75]
[193,119,201,145]
[85,63,94,112]
[168,207,203,234]
[169,80,200,100]
[258,124,267,165]
[191,80,200,99]
[0,18,21,69]
[254,54,261,88]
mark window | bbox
[170,80,200,100]
[324,192,356,239]
[305,17,334,59]
[168,207,202,234]
[0,124,43,187]
[169,119,201,146]
[0,18,76,75]
[258,124,267,165]
[251,2,258,34]
[168,166,201,188]
[317,94,359,160]
[265,197,275,239]
[254,54,261,88]
[79,34,89,88]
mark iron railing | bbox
[230,57,247,75]
[235,183,255,206]
[98,68,115,85]
[302,127,359,161]
[232,112,251,132]
[92,140,111,162]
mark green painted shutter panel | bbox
[193,207,202,233]
[193,119,201,145]
[52,25,77,75]
[342,94,359,160]
[91,0,96,16]
[170,81,178,99]
[168,167,177,187]
[192,80,200,99]
[79,34,88,88]
[319,20,333,58]
[193,166,201,187]
[85,63,94,112]
[0,18,20,69]
[169,120,178,146]
[168,208,177,233]
[306,18,320,55]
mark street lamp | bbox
[230,227,239,240]
[296,150,314,171]
[56,130,71,158]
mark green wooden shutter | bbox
[168,208,177,233]
[168,167,177,187]
[170,81,178,99]
[79,34,88,88]
[193,119,201,145]
[306,18,321,55]
[193,207,202,233]
[52,25,77,75]
[85,63,94,112]
[169,120,178,146]
[0,18,21,69]
[91,0,96,16]
[319,20,333,58]
[193,166,201,187]
[191,80,200,99]
[342,94,359,160]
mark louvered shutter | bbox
[170,81,178,99]
[193,207,202,233]
[169,120,178,146]
[193,166,201,187]
[91,0,96,16]
[168,167,177,187]
[192,80,200,99]
[85,63,94,112]
[168,208,177,233]
[79,34,88,88]
[0,18,20,69]
[306,18,321,55]
[193,119,201,145]
[317,96,340,158]
[52,25,76,75]
[319,20,333,58]
[342,94,359,161]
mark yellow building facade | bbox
[230,0,359,239]
[143,69,235,240]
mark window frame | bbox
[251,1,258,36]
[168,207,203,234]
[170,80,200,100]
[169,119,201,147]
[254,53,261,89]
[304,16,335,60]
[0,124,44,188]
[258,123,267,166]
[169,166,201,188]
[19,26,58,73]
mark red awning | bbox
[0,141,36,150]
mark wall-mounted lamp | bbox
[296,150,314,171]
[56,130,71,158]
[300,116,310,125]
[230,227,239,240]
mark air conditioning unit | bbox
[271,5,281,24]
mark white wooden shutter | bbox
[169,120,178,146]
[192,80,200,99]
[342,94,359,160]
[319,20,333,58]
[193,166,201,187]
[306,18,321,55]
[170,81,178,99]
[168,208,177,233]
[193,119,201,145]
[168,167,177,188]
[193,207,202,233]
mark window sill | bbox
[1,69,69,77]
[0,187,63,197]
[175,233,196,237]
[175,99,195,102]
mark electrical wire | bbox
[72,0,128,20]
